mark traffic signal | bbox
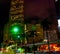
[9,23,24,35]
[9,23,24,40]
[31,25,36,31]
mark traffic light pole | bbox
[46,31,51,54]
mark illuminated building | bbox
[3,0,24,45]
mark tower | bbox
[3,0,24,44]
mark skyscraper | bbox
[3,0,24,45]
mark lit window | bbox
[58,19,60,27]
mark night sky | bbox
[25,0,56,20]
[0,0,59,44]
[0,0,10,28]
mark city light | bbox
[17,48,25,53]
[55,0,58,2]
[9,23,24,35]
[58,19,60,27]
[31,25,36,31]
[12,27,19,34]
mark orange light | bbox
[38,44,60,51]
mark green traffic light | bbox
[10,23,24,35]
[9,23,24,40]
[13,27,19,32]
[18,35,20,38]
[32,25,36,31]
[11,26,20,34]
